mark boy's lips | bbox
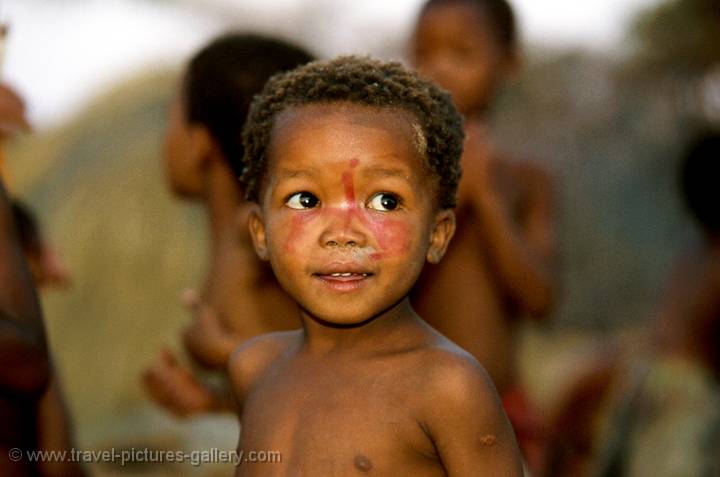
[312,263,375,291]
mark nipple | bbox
[354,454,373,472]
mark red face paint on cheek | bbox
[364,214,412,260]
[283,210,320,253]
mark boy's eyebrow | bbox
[362,166,412,180]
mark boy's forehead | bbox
[273,103,416,134]
[268,103,428,166]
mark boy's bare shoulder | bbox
[416,337,500,406]
[228,330,301,398]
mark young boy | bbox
[143,34,313,415]
[228,56,523,475]
[410,0,556,469]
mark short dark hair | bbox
[240,56,464,209]
[183,33,314,178]
[680,130,720,233]
[422,0,517,52]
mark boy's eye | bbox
[286,192,319,209]
[367,193,399,211]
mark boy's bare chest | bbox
[237,364,441,475]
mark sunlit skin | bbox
[252,105,440,326]
[229,103,523,476]
[410,1,556,400]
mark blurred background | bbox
[2,0,719,475]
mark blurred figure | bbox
[409,0,556,472]
[143,34,313,416]
[0,81,83,477]
[547,131,720,477]
[11,199,81,477]
[0,82,31,183]
[12,200,71,290]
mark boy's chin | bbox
[306,311,379,329]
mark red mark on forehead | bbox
[342,171,355,204]
[342,159,359,204]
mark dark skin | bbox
[1,84,84,477]
[0,181,50,476]
[143,92,298,416]
[0,83,50,477]
[410,0,556,394]
[229,104,523,475]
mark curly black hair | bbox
[183,33,314,179]
[680,130,720,233]
[240,56,464,209]
[421,0,517,52]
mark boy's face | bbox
[248,104,455,326]
[162,94,205,198]
[411,1,513,115]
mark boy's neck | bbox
[205,160,244,245]
[298,297,423,355]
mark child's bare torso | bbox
[233,328,481,476]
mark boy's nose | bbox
[319,213,368,249]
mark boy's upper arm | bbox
[422,354,524,476]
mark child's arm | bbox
[142,349,236,416]
[0,179,49,394]
[423,355,524,476]
[181,290,243,369]
[462,123,556,317]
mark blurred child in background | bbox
[143,34,314,416]
[409,0,556,471]
[546,131,720,477]
[0,82,83,477]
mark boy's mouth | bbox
[312,264,375,290]
[315,272,372,281]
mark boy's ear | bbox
[247,204,270,261]
[426,209,456,264]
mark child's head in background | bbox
[163,33,314,198]
[410,0,519,116]
[680,130,720,238]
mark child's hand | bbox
[142,349,216,417]
[181,289,240,370]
